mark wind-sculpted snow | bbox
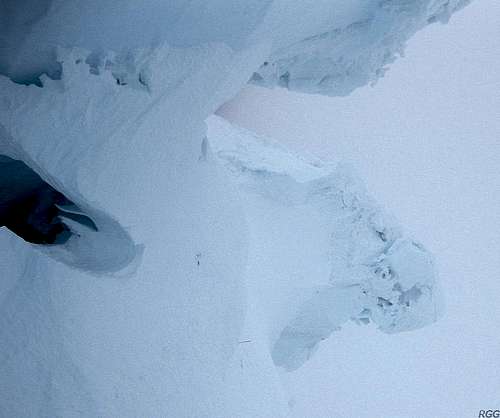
[252,0,470,96]
[1,0,468,97]
[0,46,261,417]
[208,116,442,371]
[0,0,273,84]
[0,1,466,415]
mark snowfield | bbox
[0,0,468,416]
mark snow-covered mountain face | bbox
[0,1,464,417]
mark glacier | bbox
[0,1,464,417]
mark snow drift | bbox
[0,45,255,417]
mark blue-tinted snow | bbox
[0,0,470,416]
[209,115,441,372]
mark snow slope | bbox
[0,45,259,417]
[0,1,466,416]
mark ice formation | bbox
[251,0,470,95]
[0,1,462,416]
[208,116,441,372]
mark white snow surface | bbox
[0,1,464,416]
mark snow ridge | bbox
[252,0,470,96]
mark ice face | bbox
[208,116,442,371]
[366,239,440,334]
[251,0,471,96]
[0,155,72,244]
[1,0,468,94]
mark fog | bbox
[220,1,500,416]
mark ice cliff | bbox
[251,0,470,95]
[208,116,441,372]
[0,1,462,417]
